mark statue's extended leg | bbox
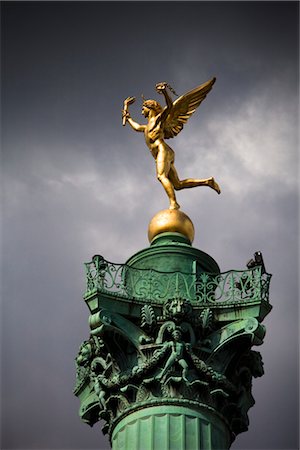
[179,359,189,382]
[169,165,221,194]
[157,354,176,380]
[156,147,180,210]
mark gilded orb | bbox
[148,209,195,243]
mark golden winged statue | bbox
[122,78,221,210]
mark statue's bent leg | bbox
[157,354,176,380]
[169,165,221,194]
[179,359,189,381]
[156,146,180,209]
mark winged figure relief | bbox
[122,78,220,210]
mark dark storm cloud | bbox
[1,2,299,450]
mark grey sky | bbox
[1,2,299,449]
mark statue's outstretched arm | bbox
[125,114,145,132]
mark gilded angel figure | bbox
[122,78,221,210]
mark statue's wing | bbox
[164,77,216,139]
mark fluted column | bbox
[112,405,230,450]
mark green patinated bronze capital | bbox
[74,229,271,449]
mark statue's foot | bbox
[169,201,180,210]
[208,177,221,194]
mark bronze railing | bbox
[84,255,271,304]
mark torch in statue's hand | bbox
[122,96,136,126]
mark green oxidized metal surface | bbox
[83,234,271,318]
[126,233,220,274]
[74,232,272,449]
[85,260,269,305]
[112,405,230,450]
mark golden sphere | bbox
[148,209,195,243]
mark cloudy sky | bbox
[1,1,299,449]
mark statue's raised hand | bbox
[155,82,168,93]
[122,96,136,126]
[124,96,136,106]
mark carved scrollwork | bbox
[156,320,176,344]
[75,301,267,441]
